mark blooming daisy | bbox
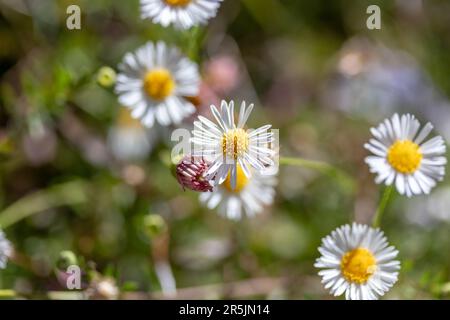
[200,165,277,219]
[115,41,200,128]
[365,113,447,197]
[191,100,275,189]
[0,230,12,269]
[315,223,400,300]
[140,0,223,30]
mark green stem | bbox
[0,289,16,298]
[279,156,354,191]
[0,180,88,229]
[186,26,203,61]
[372,185,394,228]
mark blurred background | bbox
[0,0,449,299]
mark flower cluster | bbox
[107,0,449,301]
[314,113,447,300]
[176,100,278,219]
[113,1,278,220]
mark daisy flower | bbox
[0,230,12,269]
[115,41,200,128]
[191,100,275,189]
[140,0,223,30]
[200,165,277,219]
[315,223,400,300]
[365,113,447,197]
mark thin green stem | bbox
[0,180,88,229]
[0,289,16,298]
[372,185,394,228]
[279,156,354,191]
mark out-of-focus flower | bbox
[184,82,221,117]
[191,100,275,189]
[88,277,119,300]
[0,230,12,269]
[96,66,116,88]
[322,38,450,128]
[115,41,199,128]
[174,237,232,270]
[140,0,223,29]
[315,223,400,300]
[405,186,450,228]
[22,127,57,166]
[200,165,277,220]
[365,113,446,197]
[108,108,154,162]
[176,156,213,192]
[121,164,147,186]
[204,55,240,94]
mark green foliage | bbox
[0,0,449,300]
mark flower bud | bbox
[56,250,78,270]
[144,214,167,238]
[97,66,116,88]
[175,156,213,192]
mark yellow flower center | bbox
[165,0,192,7]
[143,68,175,101]
[223,165,249,193]
[222,128,249,160]
[387,140,422,174]
[341,248,377,284]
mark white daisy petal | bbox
[199,164,277,220]
[141,0,223,30]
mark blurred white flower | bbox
[116,41,200,128]
[0,230,12,269]
[191,100,275,189]
[323,38,450,131]
[405,186,450,227]
[22,127,57,166]
[315,223,400,300]
[200,165,277,220]
[140,0,223,29]
[365,113,446,197]
[88,277,119,300]
[108,108,154,162]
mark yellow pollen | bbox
[224,165,249,193]
[222,128,249,160]
[341,248,377,284]
[387,140,422,174]
[143,68,175,101]
[165,0,192,6]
